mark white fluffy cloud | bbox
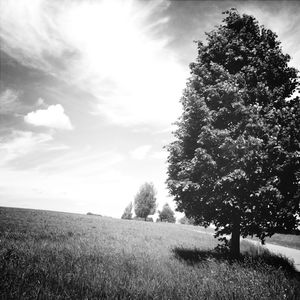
[0,0,186,127]
[24,104,73,130]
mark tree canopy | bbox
[166,9,300,256]
[158,203,176,223]
[179,215,195,225]
[134,182,157,221]
[121,202,133,220]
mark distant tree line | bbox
[87,212,102,217]
[121,182,176,223]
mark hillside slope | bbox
[0,206,299,299]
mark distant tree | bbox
[133,216,153,222]
[134,182,157,221]
[87,212,102,217]
[167,9,300,256]
[158,203,176,223]
[179,215,195,225]
[121,202,133,220]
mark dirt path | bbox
[192,229,300,271]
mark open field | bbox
[1,206,300,299]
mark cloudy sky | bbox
[0,0,300,218]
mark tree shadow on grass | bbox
[172,245,300,280]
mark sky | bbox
[0,0,300,218]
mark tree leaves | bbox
[134,182,157,220]
[166,10,300,245]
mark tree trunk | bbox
[230,214,241,257]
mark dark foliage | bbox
[167,9,300,255]
[172,246,299,279]
[121,202,133,220]
[158,203,176,223]
[87,212,102,217]
[179,215,195,225]
[134,182,157,220]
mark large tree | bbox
[167,9,300,256]
[134,182,157,221]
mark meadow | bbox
[0,206,299,299]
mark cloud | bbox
[0,130,53,164]
[36,148,124,176]
[24,104,73,130]
[36,97,46,107]
[58,0,187,127]
[0,149,132,216]
[1,1,300,130]
[0,0,71,72]
[47,145,70,151]
[0,89,21,114]
[0,0,187,127]
[130,145,152,160]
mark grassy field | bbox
[248,233,300,250]
[1,206,299,299]
[189,225,300,250]
[179,224,300,250]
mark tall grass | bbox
[1,207,299,299]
